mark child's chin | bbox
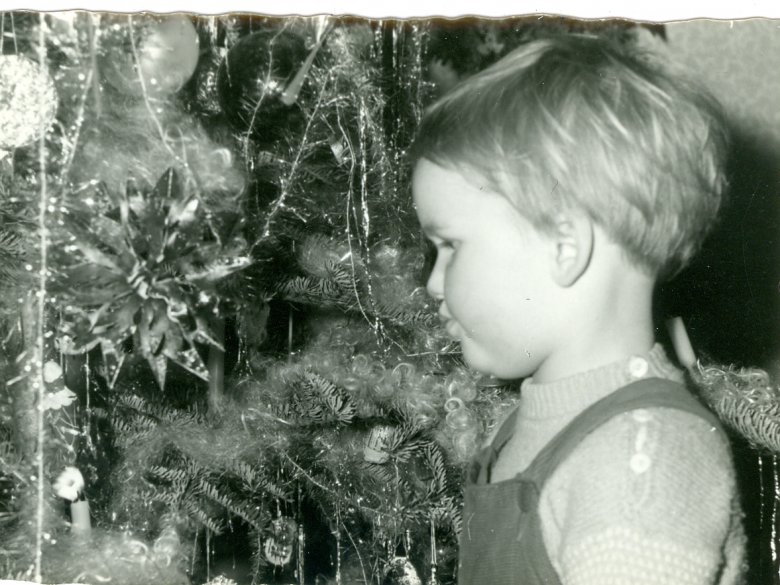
[461,348,503,378]
[462,346,529,380]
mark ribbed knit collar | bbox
[518,344,683,420]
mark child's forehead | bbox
[413,160,536,235]
[413,158,490,194]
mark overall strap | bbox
[520,377,723,489]
[470,408,519,484]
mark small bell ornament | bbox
[264,515,298,566]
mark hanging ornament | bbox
[191,47,226,117]
[263,516,298,566]
[99,14,199,99]
[53,167,250,389]
[40,359,77,411]
[363,424,395,464]
[329,518,342,585]
[0,54,58,154]
[203,577,238,585]
[383,557,423,585]
[383,531,422,585]
[217,28,322,146]
[53,466,91,537]
[427,512,440,585]
[296,520,305,585]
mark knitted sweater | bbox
[488,344,746,585]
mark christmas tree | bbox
[0,11,778,585]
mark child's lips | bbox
[439,312,458,337]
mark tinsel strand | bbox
[0,11,20,54]
[87,14,102,118]
[334,515,342,585]
[33,13,50,582]
[760,456,766,536]
[356,95,389,350]
[261,68,330,238]
[126,14,221,244]
[10,11,17,53]
[298,483,304,574]
[773,456,779,572]
[410,23,426,128]
[206,526,211,582]
[341,518,369,585]
[84,353,94,454]
[58,15,96,184]
[127,15,183,166]
[340,101,374,331]
[429,510,439,585]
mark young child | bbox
[411,35,746,584]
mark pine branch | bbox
[226,459,287,499]
[387,419,427,462]
[198,477,266,529]
[180,493,225,534]
[148,465,189,485]
[375,302,438,328]
[276,274,355,307]
[292,371,357,425]
[423,443,448,499]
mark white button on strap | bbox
[630,453,652,474]
[627,356,649,379]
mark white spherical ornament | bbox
[203,577,238,585]
[383,556,422,585]
[0,55,57,151]
[100,15,199,98]
[43,360,63,383]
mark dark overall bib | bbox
[458,377,725,585]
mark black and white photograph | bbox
[0,4,779,584]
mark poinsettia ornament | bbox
[53,168,250,388]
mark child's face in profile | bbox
[413,159,560,380]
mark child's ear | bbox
[548,213,593,287]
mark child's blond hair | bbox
[411,34,729,278]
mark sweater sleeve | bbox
[539,408,744,585]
